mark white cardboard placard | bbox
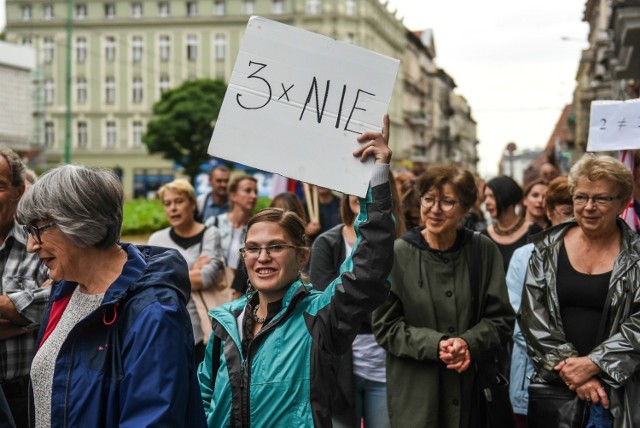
[208,16,400,198]
[587,99,640,152]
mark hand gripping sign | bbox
[208,16,400,198]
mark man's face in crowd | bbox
[210,169,230,199]
[0,156,22,230]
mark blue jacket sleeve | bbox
[119,302,206,427]
[306,181,395,356]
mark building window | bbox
[44,79,54,104]
[21,5,32,21]
[243,0,255,14]
[105,77,116,104]
[272,0,284,14]
[346,32,354,44]
[44,121,54,147]
[76,3,87,19]
[105,36,116,61]
[132,121,144,147]
[187,1,197,16]
[131,2,143,18]
[187,34,198,61]
[43,37,54,63]
[43,4,54,20]
[77,77,87,103]
[158,1,169,17]
[159,35,170,61]
[104,3,116,19]
[77,121,88,148]
[106,121,117,148]
[132,36,143,62]
[132,77,143,103]
[345,0,355,15]
[306,0,320,14]
[76,37,87,63]
[21,37,33,46]
[159,74,171,94]
[215,34,226,60]
[214,0,225,16]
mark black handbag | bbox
[528,382,587,428]
[469,231,517,428]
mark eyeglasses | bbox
[572,194,618,207]
[421,196,457,212]
[23,222,56,244]
[240,244,299,261]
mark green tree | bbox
[144,79,227,180]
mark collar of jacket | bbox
[401,226,470,253]
[533,218,640,283]
[49,243,148,305]
[210,279,311,347]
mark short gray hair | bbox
[0,145,26,188]
[16,165,123,249]
[568,153,633,201]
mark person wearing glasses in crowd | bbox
[520,154,640,427]
[198,116,394,427]
[373,164,515,428]
[505,176,573,428]
[0,146,49,428]
[17,166,206,428]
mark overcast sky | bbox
[387,0,589,177]
[0,0,588,178]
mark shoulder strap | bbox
[210,335,221,389]
[596,281,616,344]
[199,225,207,253]
[469,230,482,324]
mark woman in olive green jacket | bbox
[372,165,515,428]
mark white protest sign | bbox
[208,16,400,198]
[587,99,640,151]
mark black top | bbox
[169,227,205,250]
[482,223,542,272]
[556,242,610,356]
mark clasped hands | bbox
[439,337,471,373]
[554,357,609,408]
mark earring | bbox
[245,278,254,297]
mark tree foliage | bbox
[143,79,227,180]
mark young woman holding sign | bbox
[198,115,394,427]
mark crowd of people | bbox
[2,117,640,428]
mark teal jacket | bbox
[198,182,394,427]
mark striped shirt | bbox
[0,221,49,382]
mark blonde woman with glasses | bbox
[520,154,640,427]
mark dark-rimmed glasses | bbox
[240,244,299,261]
[572,194,618,207]
[23,222,56,245]
[421,196,457,212]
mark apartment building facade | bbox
[5,0,477,196]
[0,41,36,152]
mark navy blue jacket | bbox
[31,243,206,428]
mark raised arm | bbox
[305,115,395,356]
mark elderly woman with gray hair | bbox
[520,154,640,427]
[17,165,205,428]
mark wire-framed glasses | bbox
[421,196,457,212]
[240,244,299,261]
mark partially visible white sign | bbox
[587,99,640,152]
[208,16,400,198]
